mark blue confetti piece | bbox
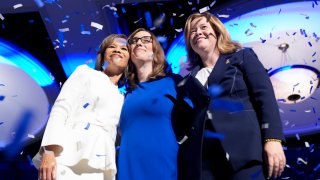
[310,97,317,100]
[313,163,320,171]
[308,42,312,47]
[245,29,250,34]
[286,32,290,36]
[102,61,109,70]
[315,0,318,5]
[278,8,282,14]
[0,95,5,101]
[277,99,286,102]
[312,52,316,57]
[303,30,308,37]
[300,29,304,35]
[116,146,120,151]
[121,6,126,13]
[58,31,64,48]
[0,122,4,125]
[300,96,305,100]
[184,97,194,109]
[267,67,273,72]
[270,33,272,38]
[44,17,52,23]
[310,86,313,94]
[208,85,223,98]
[27,155,34,166]
[204,130,225,139]
[313,107,316,114]
[292,32,297,35]
[312,59,317,63]
[260,37,266,43]
[83,103,90,108]
[313,2,315,8]
[84,122,90,130]
[113,11,119,18]
[250,23,256,28]
[290,109,297,112]
[313,32,318,38]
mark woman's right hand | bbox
[39,151,57,180]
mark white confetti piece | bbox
[261,123,269,129]
[305,141,310,148]
[296,133,300,140]
[150,27,156,31]
[20,151,23,155]
[178,135,188,144]
[217,14,230,18]
[134,18,142,24]
[210,0,216,7]
[226,152,230,161]
[27,134,35,138]
[179,14,184,17]
[61,19,68,23]
[305,109,311,113]
[187,1,192,5]
[285,164,291,168]
[91,22,103,30]
[206,110,212,119]
[59,28,70,32]
[199,6,210,13]
[0,13,4,21]
[297,157,308,165]
[175,28,183,32]
[172,13,176,16]
[13,4,23,9]
[279,108,284,113]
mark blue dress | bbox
[118,75,179,180]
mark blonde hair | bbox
[184,12,242,68]
[127,28,167,90]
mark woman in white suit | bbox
[32,34,130,180]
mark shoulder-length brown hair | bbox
[127,28,167,90]
[184,12,242,69]
[95,34,129,86]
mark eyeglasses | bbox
[128,36,152,44]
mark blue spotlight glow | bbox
[166,35,187,74]
[60,53,96,77]
[0,39,54,86]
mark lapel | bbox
[208,53,234,86]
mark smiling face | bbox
[189,16,218,56]
[103,37,129,74]
[129,31,154,65]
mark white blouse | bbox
[195,67,213,88]
[33,65,124,176]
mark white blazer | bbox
[33,65,124,176]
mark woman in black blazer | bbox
[178,12,286,180]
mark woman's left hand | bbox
[264,141,286,179]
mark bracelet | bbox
[264,138,282,143]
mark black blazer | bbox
[178,48,285,180]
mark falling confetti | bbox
[90,22,103,30]
[84,122,90,130]
[83,103,90,108]
[13,4,23,9]
[0,13,4,21]
[199,6,210,13]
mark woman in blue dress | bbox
[117,28,186,180]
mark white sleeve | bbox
[40,65,89,149]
